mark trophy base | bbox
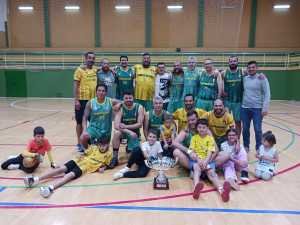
[153,177,169,190]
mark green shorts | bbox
[87,126,111,142]
[196,99,214,112]
[134,99,153,112]
[122,133,140,151]
[167,100,183,113]
[215,135,227,149]
[224,101,241,122]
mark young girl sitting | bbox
[113,129,163,180]
[23,138,112,198]
[255,131,278,181]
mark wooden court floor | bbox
[0,98,300,225]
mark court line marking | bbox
[0,111,61,131]
[86,205,300,215]
[10,99,72,113]
[0,147,299,209]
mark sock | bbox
[49,185,54,192]
[34,176,39,183]
[7,164,20,170]
[218,186,223,193]
[113,149,119,158]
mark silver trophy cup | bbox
[145,156,177,190]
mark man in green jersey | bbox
[114,55,134,100]
[196,58,222,111]
[221,56,243,136]
[111,92,144,168]
[167,61,184,113]
[80,84,120,150]
[182,56,201,99]
[143,96,169,138]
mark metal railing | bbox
[0,50,299,70]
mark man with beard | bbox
[80,84,121,150]
[155,62,172,110]
[97,58,116,98]
[182,56,201,100]
[143,96,169,138]
[196,58,222,111]
[133,52,156,112]
[241,61,270,152]
[167,61,184,113]
[73,52,97,152]
[173,94,207,132]
[221,56,243,136]
[172,110,198,168]
[205,99,235,149]
[111,92,144,168]
[114,55,134,100]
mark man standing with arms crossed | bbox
[73,52,97,152]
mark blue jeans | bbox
[241,107,262,151]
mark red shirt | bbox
[27,138,52,155]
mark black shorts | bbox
[75,100,88,125]
[64,160,83,179]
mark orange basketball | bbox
[23,156,39,168]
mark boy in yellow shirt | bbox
[188,119,231,202]
[24,138,112,198]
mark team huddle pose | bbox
[1,52,277,202]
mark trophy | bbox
[145,156,177,190]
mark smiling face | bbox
[143,54,151,67]
[147,132,157,145]
[213,99,224,116]
[123,94,134,107]
[120,57,128,67]
[204,59,213,73]
[184,95,194,111]
[227,130,238,145]
[96,85,107,100]
[229,56,238,70]
[247,63,257,75]
[85,53,95,68]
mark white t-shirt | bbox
[141,141,163,157]
[155,72,172,103]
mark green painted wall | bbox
[287,70,300,101]
[0,69,299,100]
[5,70,27,97]
[26,70,73,97]
[0,70,6,96]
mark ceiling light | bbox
[273,4,290,9]
[167,5,183,10]
[115,5,130,11]
[64,5,80,12]
[18,6,34,12]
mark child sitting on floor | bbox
[255,131,278,181]
[1,126,55,173]
[24,138,112,198]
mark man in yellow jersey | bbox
[134,52,156,112]
[73,52,97,152]
[205,99,235,148]
[173,94,207,132]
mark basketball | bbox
[22,156,39,168]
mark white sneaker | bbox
[24,175,39,188]
[119,166,130,174]
[189,171,194,179]
[7,155,18,160]
[113,172,124,180]
[40,186,53,198]
[7,164,20,170]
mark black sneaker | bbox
[108,157,119,169]
[240,170,249,183]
